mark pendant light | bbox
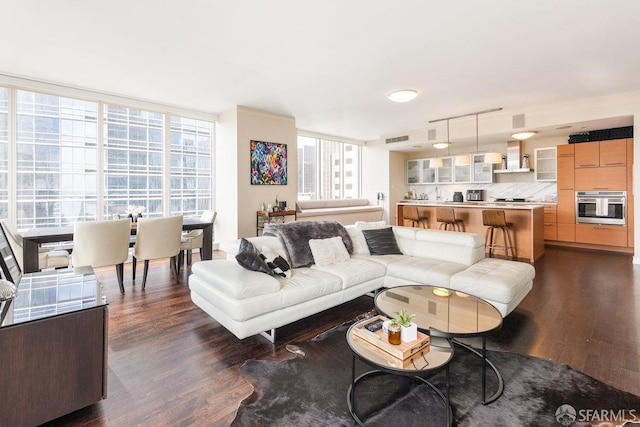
[431,119,453,168]
[451,118,470,165]
[428,107,503,167]
[477,113,503,164]
[430,129,444,167]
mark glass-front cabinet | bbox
[406,159,421,184]
[454,159,471,183]
[436,157,454,184]
[421,159,436,184]
[472,154,494,183]
[535,147,557,182]
[406,155,494,185]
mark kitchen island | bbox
[397,201,545,262]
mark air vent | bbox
[385,135,409,144]
[512,114,525,129]
[428,129,437,141]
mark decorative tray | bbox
[352,315,430,361]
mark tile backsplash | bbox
[407,181,557,203]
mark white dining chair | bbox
[0,220,70,271]
[72,219,132,293]
[179,210,216,271]
[132,215,183,290]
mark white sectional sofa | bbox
[189,222,535,341]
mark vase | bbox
[401,322,417,343]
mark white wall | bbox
[216,106,297,242]
[215,107,240,244]
[361,146,390,222]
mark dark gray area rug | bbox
[231,322,640,427]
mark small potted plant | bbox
[392,308,417,343]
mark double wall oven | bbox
[575,191,626,226]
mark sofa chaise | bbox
[188,221,534,342]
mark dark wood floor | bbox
[42,245,640,427]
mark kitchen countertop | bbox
[396,201,546,261]
[398,200,550,209]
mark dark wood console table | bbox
[0,267,108,427]
[256,209,297,235]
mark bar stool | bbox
[482,210,516,259]
[403,206,428,228]
[436,207,464,231]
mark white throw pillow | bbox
[308,236,350,267]
[350,221,387,254]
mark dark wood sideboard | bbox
[0,267,108,427]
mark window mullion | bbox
[163,115,171,217]
[96,102,104,219]
[8,87,16,223]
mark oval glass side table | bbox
[346,319,454,426]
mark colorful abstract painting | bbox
[250,140,288,185]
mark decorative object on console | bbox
[361,227,403,255]
[250,140,287,185]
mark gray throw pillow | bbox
[235,238,274,276]
[362,227,403,255]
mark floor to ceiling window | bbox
[16,91,98,228]
[297,135,361,200]
[169,117,213,217]
[0,88,8,219]
[103,105,164,218]
[1,83,214,230]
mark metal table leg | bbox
[452,338,504,405]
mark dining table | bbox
[20,217,214,274]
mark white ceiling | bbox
[2,0,640,145]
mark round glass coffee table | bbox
[375,285,504,404]
[346,321,454,426]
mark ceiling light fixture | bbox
[387,89,418,103]
[511,131,537,140]
[432,142,450,149]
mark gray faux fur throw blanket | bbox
[263,220,353,268]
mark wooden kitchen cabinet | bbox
[575,224,627,247]
[552,138,632,251]
[543,205,557,240]
[574,139,626,168]
[557,189,575,242]
[557,223,576,242]
[556,144,574,190]
[575,166,626,190]
[574,141,600,168]
[600,139,627,166]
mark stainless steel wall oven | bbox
[575,191,626,225]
